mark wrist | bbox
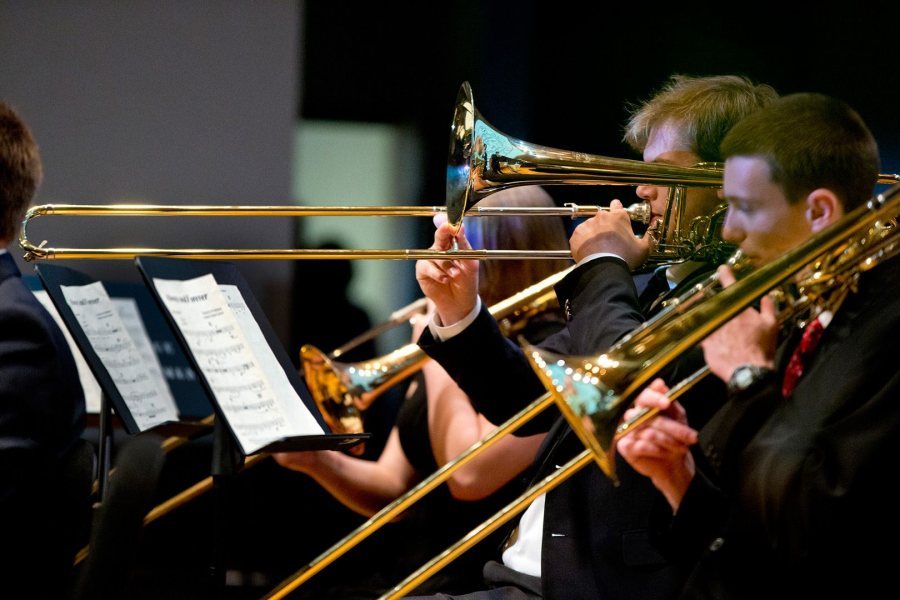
[727,364,776,395]
[653,457,694,512]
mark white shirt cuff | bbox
[576,252,626,268]
[428,296,482,341]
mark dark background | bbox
[301,1,900,242]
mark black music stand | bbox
[35,264,214,502]
[135,256,367,594]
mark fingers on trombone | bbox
[416,258,453,284]
[759,293,779,323]
[433,221,466,251]
[717,264,738,287]
[626,418,697,451]
[635,379,672,408]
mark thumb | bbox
[610,199,624,210]
[454,223,474,251]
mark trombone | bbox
[18,79,896,264]
[18,81,729,264]
[301,265,571,442]
[264,182,900,598]
[62,83,735,543]
[376,183,900,599]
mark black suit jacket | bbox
[419,256,723,599]
[665,256,900,600]
[0,252,87,594]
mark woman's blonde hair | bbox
[463,186,572,307]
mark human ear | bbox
[805,188,842,233]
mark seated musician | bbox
[617,92,896,599]
[273,186,571,597]
[411,75,777,599]
[0,100,88,598]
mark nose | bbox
[720,207,743,244]
[636,184,656,202]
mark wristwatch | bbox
[727,364,775,395]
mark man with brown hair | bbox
[619,92,893,599]
[0,100,88,598]
[412,75,777,599]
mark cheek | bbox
[651,193,668,213]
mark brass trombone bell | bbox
[526,182,900,481]
[301,265,572,441]
[445,81,726,231]
[445,80,900,233]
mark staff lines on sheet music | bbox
[60,280,180,431]
[238,416,288,434]
[216,379,266,394]
[202,360,255,375]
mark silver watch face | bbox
[733,366,756,389]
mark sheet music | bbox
[111,297,178,413]
[153,274,322,454]
[32,289,103,413]
[60,281,180,430]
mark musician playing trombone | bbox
[617,93,897,599]
[274,187,571,597]
[413,75,777,600]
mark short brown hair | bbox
[0,101,42,243]
[624,74,779,162]
[720,93,880,210]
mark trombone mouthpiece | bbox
[625,203,651,225]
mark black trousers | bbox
[405,560,542,600]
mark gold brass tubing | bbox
[380,370,705,598]
[74,452,268,567]
[614,366,710,437]
[159,416,217,454]
[22,203,643,218]
[382,451,593,599]
[262,393,556,600]
[88,416,216,497]
[24,247,574,261]
[18,202,645,262]
[270,363,704,599]
[91,415,215,494]
[144,452,269,526]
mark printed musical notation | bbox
[112,297,179,411]
[59,282,180,430]
[153,275,322,453]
